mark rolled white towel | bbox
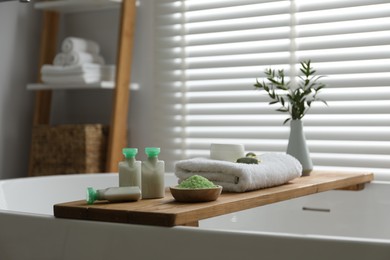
[53,53,67,66]
[61,37,100,54]
[65,51,105,66]
[175,153,302,192]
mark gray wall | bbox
[0,1,155,179]
[0,2,40,179]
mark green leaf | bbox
[283,118,291,125]
[276,107,288,113]
[320,100,328,106]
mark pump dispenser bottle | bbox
[119,148,141,189]
[141,147,165,199]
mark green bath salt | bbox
[178,175,216,189]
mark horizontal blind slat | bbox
[185,0,284,12]
[297,0,389,12]
[185,1,290,23]
[184,141,390,155]
[182,114,390,127]
[185,127,390,141]
[297,3,390,25]
[184,88,390,103]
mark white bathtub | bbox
[1,173,390,260]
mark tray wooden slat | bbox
[54,171,373,227]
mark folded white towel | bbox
[41,64,115,76]
[42,74,112,84]
[175,153,302,192]
[53,53,67,66]
[61,37,100,54]
[65,51,105,66]
[41,64,116,84]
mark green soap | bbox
[236,157,259,164]
[178,175,216,189]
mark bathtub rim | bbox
[1,174,390,247]
[1,207,390,247]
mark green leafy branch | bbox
[254,60,327,124]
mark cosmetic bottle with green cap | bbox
[86,186,141,204]
[119,148,141,189]
[141,147,165,199]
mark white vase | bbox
[286,119,313,176]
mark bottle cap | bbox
[122,148,138,158]
[145,147,160,157]
[86,187,97,205]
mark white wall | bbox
[0,1,156,179]
[0,2,41,179]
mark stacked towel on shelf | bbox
[53,53,67,67]
[41,64,115,84]
[42,37,113,85]
[175,153,302,192]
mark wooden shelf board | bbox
[34,0,121,13]
[54,171,374,227]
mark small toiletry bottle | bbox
[86,187,141,204]
[141,147,165,199]
[118,148,141,189]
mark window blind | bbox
[154,0,390,176]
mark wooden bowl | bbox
[170,185,222,202]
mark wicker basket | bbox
[30,124,108,176]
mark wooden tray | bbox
[54,171,373,227]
